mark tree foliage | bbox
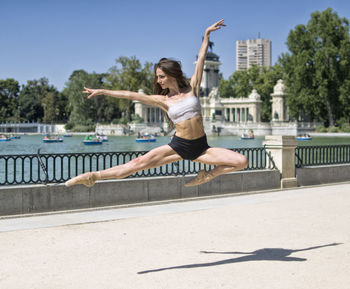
[279,8,350,125]
[18,78,61,122]
[63,70,105,126]
[55,56,153,128]
[0,78,20,122]
[105,56,154,121]
[42,90,67,123]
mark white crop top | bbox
[167,95,201,124]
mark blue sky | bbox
[1,0,350,91]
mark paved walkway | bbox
[0,183,349,289]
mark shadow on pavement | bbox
[138,243,342,274]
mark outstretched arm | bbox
[82,87,167,110]
[190,19,225,97]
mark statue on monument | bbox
[202,37,214,51]
[208,87,220,100]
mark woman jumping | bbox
[65,19,248,188]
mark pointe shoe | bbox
[185,170,214,187]
[65,172,97,188]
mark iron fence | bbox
[295,144,350,168]
[0,147,276,186]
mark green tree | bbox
[279,8,350,125]
[63,70,105,127]
[219,75,236,98]
[105,56,154,122]
[0,78,20,122]
[253,65,284,122]
[56,92,69,122]
[219,68,256,99]
[18,78,58,122]
[41,90,68,123]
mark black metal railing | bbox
[295,145,350,168]
[0,147,276,186]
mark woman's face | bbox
[156,68,176,90]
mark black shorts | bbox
[168,134,210,160]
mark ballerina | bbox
[65,19,248,188]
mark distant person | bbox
[66,19,248,188]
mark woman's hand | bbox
[205,19,226,35]
[82,87,103,99]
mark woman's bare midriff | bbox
[174,115,205,140]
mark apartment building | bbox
[236,38,271,70]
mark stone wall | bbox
[296,164,350,186]
[0,170,280,217]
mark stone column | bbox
[152,108,155,123]
[156,108,160,122]
[263,135,297,188]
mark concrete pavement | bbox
[0,182,349,289]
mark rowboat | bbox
[136,133,157,143]
[97,133,108,142]
[136,138,156,143]
[296,134,312,141]
[9,134,21,139]
[43,135,63,143]
[0,135,11,141]
[83,135,103,145]
[241,130,254,140]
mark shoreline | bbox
[309,132,350,137]
[6,132,350,137]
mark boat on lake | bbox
[136,133,156,143]
[83,135,103,145]
[96,133,108,142]
[0,134,11,141]
[296,134,312,141]
[136,138,156,143]
[64,133,73,137]
[9,134,21,139]
[241,130,254,140]
[43,135,63,143]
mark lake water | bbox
[0,135,263,155]
[1,134,350,156]
[1,134,350,186]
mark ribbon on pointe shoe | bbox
[185,170,214,187]
[65,172,98,188]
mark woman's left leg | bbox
[185,147,248,187]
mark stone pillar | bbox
[263,135,297,188]
[152,108,155,123]
[271,79,288,122]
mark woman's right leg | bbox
[65,145,182,187]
